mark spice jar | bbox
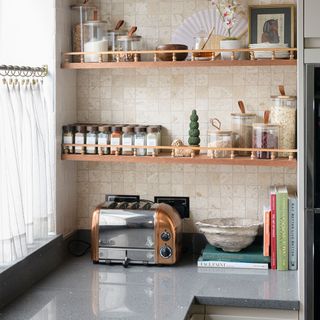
[74,125,86,154]
[62,125,74,154]
[253,124,279,159]
[122,126,135,155]
[117,35,142,62]
[270,90,297,156]
[147,126,159,156]
[134,126,147,156]
[110,126,122,155]
[98,125,110,155]
[231,113,256,155]
[86,125,98,154]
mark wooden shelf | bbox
[61,153,297,168]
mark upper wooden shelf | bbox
[61,48,297,69]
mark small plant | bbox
[188,110,200,146]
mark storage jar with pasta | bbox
[270,86,297,157]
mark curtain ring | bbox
[7,65,14,77]
[20,66,28,77]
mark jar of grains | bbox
[74,125,86,154]
[117,35,142,62]
[134,126,147,156]
[62,125,74,154]
[147,126,159,156]
[208,130,233,158]
[98,125,110,155]
[122,126,135,155]
[270,94,297,157]
[86,125,98,154]
[231,113,256,155]
[252,124,279,159]
[110,126,122,155]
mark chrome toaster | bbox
[91,201,182,266]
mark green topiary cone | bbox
[188,110,200,149]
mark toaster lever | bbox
[123,256,130,268]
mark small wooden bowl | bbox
[156,44,188,61]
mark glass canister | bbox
[147,126,159,156]
[252,124,279,159]
[86,125,98,154]
[207,130,233,158]
[117,35,142,62]
[122,126,135,156]
[193,30,212,60]
[107,30,127,61]
[71,4,97,62]
[134,126,147,156]
[231,113,256,155]
[98,125,110,155]
[83,20,109,62]
[62,125,74,154]
[74,125,86,154]
[110,126,122,155]
[270,95,297,156]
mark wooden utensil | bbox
[238,100,246,114]
[210,118,222,130]
[115,20,124,30]
[201,27,215,50]
[264,111,270,124]
[279,85,286,96]
[128,26,138,37]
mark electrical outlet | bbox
[154,196,189,219]
[105,194,140,202]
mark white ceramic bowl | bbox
[196,218,262,252]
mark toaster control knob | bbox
[160,245,172,259]
[161,231,171,242]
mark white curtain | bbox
[0,78,54,265]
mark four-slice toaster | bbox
[91,200,182,266]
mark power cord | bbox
[67,240,91,257]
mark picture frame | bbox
[248,5,295,47]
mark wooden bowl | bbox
[156,44,188,61]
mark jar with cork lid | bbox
[86,125,98,154]
[147,126,159,156]
[122,126,135,155]
[74,125,86,154]
[134,126,147,156]
[110,126,122,155]
[97,125,110,155]
[62,125,74,154]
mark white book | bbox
[197,258,268,270]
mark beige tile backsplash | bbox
[75,0,297,231]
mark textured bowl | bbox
[196,218,261,252]
[156,44,188,61]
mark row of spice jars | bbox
[62,124,161,156]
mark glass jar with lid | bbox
[193,30,212,60]
[122,126,135,156]
[208,130,233,158]
[270,94,297,156]
[107,29,127,61]
[252,124,279,159]
[231,113,256,155]
[62,125,74,154]
[74,125,86,154]
[98,125,110,155]
[110,126,122,155]
[86,125,98,154]
[147,126,159,156]
[134,126,147,156]
[83,20,109,62]
[117,35,142,62]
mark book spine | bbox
[270,193,277,270]
[288,197,298,270]
[197,260,268,270]
[263,210,271,256]
[276,190,289,271]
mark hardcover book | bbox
[263,208,271,257]
[276,186,289,271]
[288,194,298,270]
[197,257,268,270]
[270,186,277,270]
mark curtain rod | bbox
[0,64,48,77]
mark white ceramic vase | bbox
[220,39,241,60]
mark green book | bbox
[201,243,270,264]
[276,186,289,271]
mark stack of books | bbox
[264,186,298,271]
[197,242,270,270]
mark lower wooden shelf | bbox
[61,153,297,168]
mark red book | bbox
[270,186,277,270]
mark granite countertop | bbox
[0,254,299,320]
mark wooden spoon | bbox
[238,100,246,114]
[115,20,124,30]
[279,85,286,96]
[128,26,138,37]
[264,111,270,124]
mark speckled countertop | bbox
[0,254,299,320]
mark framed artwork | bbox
[248,5,295,47]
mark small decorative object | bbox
[196,218,262,252]
[211,0,246,60]
[171,139,192,157]
[156,44,188,61]
[248,5,295,48]
[188,110,200,154]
